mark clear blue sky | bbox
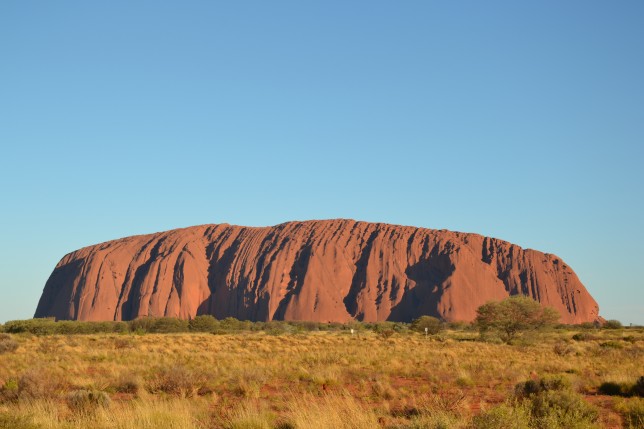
[1,1,642,324]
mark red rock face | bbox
[34,220,600,323]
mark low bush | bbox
[446,320,472,331]
[66,389,110,414]
[603,319,623,329]
[3,319,58,335]
[188,315,220,332]
[18,369,61,400]
[0,379,19,403]
[289,321,321,332]
[0,334,18,354]
[635,376,644,397]
[598,377,644,397]
[219,317,253,331]
[113,337,135,350]
[578,322,600,330]
[572,332,594,341]
[529,390,599,428]
[553,341,575,356]
[378,329,396,340]
[411,316,444,335]
[3,319,128,335]
[471,403,531,429]
[130,317,189,333]
[514,375,571,398]
[148,364,208,397]
[599,381,628,396]
[599,340,624,349]
[479,376,600,429]
[263,321,296,336]
[615,398,644,429]
[112,372,141,394]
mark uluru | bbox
[35,220,600,324]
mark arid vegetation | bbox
[0,313,642,428]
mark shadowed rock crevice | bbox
[343,229,379,319]
[273,244,313,320]
[388,246,455,322]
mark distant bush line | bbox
[0,314,633,336]
[0,316,440,336]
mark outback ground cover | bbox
[0,323,642,429]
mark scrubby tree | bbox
[188,315,219,332]
[603,319,623,329]
[475,296,559,342]
[410,315,444,335]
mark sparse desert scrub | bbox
[614,397,644,429]
[0,325,641,428]
[283,393,380,429]
[0,334,18,355]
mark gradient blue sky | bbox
[1,1,642,324]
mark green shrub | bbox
[411,316,444,335]
[507,376,600,429]
[378,329,396,339]
[446,321,471,331]
[598,377,644,397]
[129,317,189,333]
[188,315,220,332]
[598,381,624,396]
[615,398,644,429]
[529,390,599,428]
[3,319,57,335]
[369,321,407,334]
[603,319,623,329]
[472,403,531,429]
[475,296,559,343]
[572,332,594,341]
[263,321,295,336]
[2,319,128,335]
[0,334,18,354]
[514,375,571,399]
[289,321,321,332]
[219,317,252,331]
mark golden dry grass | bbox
[0,328,642,428]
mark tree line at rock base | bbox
[0,297,628,340]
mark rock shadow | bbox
[387,246,455,322]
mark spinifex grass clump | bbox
[0,333,18,354]
[615,398,644,429]
[475,375,601,429]
[66,389,111,414]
